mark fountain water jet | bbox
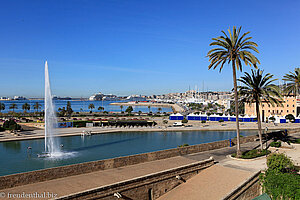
[43,61,60,157]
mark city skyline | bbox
[0,0,300,97]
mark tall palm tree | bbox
[88,103,95,112]
[283,68,300,96]
[22,103,30,113]
[9,103,18,112]
[33,102,42,113]
[120,105,123,112]
[207,26,260,156]
[238,69,282,150]
[148,105,151,113]
[0,103,5,113]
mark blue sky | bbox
[0,0,299,97]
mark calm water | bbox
[0,100,172,113]
[0,130,256,176]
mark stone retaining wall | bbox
[0,135,258,190]
[58,158,214,200]
[222,171,261,200]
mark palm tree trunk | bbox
[232,62,241,157]
[255,101,264,150]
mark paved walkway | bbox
[158,133,300,200]
[158,165,254,200]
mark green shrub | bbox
[219,119,224,122]
[73,120,92,127]
[182,118,188,123]
[269,141,281,148]
[291,138,300,144]
[0,126,5,132]
[201,120,206,123]
[178,143,189,147]
[266,153,295,173]
[232,149,270,159]
[260,153,300,199]
[3,119,22,130]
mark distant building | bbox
[126,95,146,101]
[244,96,298,122]
[0,97,10,100]
[13,96,27,100]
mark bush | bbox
[266,153,295,173]
[201,120,206,123]
[232,149,270,159]
[73,120,92,128]
[182,118,188,123]
[178,143,189,147]
[260,153,300,199]
[291,138,300,144]
[2,119,22,130]
[270,141,281,148]
[219,119,224,122]
[0,126,5,132]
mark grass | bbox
[232,149,271,159]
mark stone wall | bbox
[222,171,261,200]
[0,135,258,190]
[58,158,214,200]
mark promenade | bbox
[1,133,299,200]
[0,121,298,142]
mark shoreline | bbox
[0,125,292,143]
[110,102,184,113]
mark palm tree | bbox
[120,105,123,112]
[238,69,282,150]
[22,103,30,113]
[33,102,42,113]
[88,103,95,112]
[148,105,151,113]
[0,103,5,113]
[282,68,300,96]
[9,103,18,112]
[207,26,260,156]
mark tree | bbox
[125,106,133,113]
[283,68,300,96]
[98,106,104,112]
[285,114,295,122]
[9,103,18,112]
[88,103,95,112]
[58,107,66,117]
[138,110,142,116]
[238,69,282,150]
[120,105,123,112]
[148,105,151,113]
[0,103,5,113]
[22,103,30,113]
[33,102,42,113]
[158,107,162,113]
[207,26,260,156]
[66,101,73,118]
